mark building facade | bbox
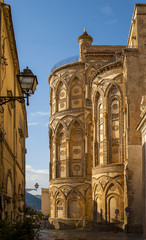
[45,4,146,232]
[137,96,146,238]
[0,1,28,219]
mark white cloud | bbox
[28,122,38,126]
[26,165,49,195]
[102,6,113,16]
[27,111,49,127]
[29,111,49,118]
[26,165,48,174]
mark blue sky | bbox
[5,0,146,194]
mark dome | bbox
[78,28,93,43]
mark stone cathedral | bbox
[42,4,146,232]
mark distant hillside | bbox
[25,192,41,211]
[35,195,42,200]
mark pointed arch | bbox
[69,76,84,109]
[68,73,84,86]
[56,81,67,112]
[68,119,84,132]
[104,179,124,223]
[104,83,123,101]
[69,120,84,177]
[56,123,66,178]
[67,189,84,219]
[87,122,93,175]
[92,88,104,103]
[86,65,97,84]
[55,120,67,134]
[55,190,65,219]
[94,193,103,222]
[107,84,123,164]
[94,91,104,166]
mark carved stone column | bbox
[103,111,108,165]
[93,119,97,168]
[66,138,70,177]
[67,93,69,109]
[53,138,57,179]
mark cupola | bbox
[78,28,93,61]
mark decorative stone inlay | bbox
[113,148,118,154]
[112,140,119,146]
[74,88,79,93]
[60,103,65,108]
[112,114,119,119]
[110,185,116,191]
[62,188,70,196]
[73,132,81,139]
[74,100,79,105]
[60,91,65,97]
[111,87,118,94]
[74,165,80,171]
[112,125,119,131]
[60,150,65,156]
[113,103,118,109]
[100,179,108,188]
[74,149,81,154]
[61,166,65,172]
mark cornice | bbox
[48,62,85,84]
[3,4,19,72]
[91,60,123,83]
[49,107,92,123]
[49,177,91,186]
[92,163,124,175]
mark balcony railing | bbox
[51,56,79,72]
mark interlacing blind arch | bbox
[56,81,67,112]
[56,124,66,178]
[69,121,83,177]
[96,92,104,166]
[69,77,83,109]
[107,85,123,164]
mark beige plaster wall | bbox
[42,188,50,216]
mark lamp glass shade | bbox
[18,73,37,94]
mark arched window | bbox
[69,77,83,109]
[108,86,122,164]
[56,125,66,178]
[57,82,67,112]
[69,121,83,177]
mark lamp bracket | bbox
[0,96,27,106]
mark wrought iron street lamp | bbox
[0,67,38,106]
[25,182,39,192]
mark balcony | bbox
[51,56,79,72]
